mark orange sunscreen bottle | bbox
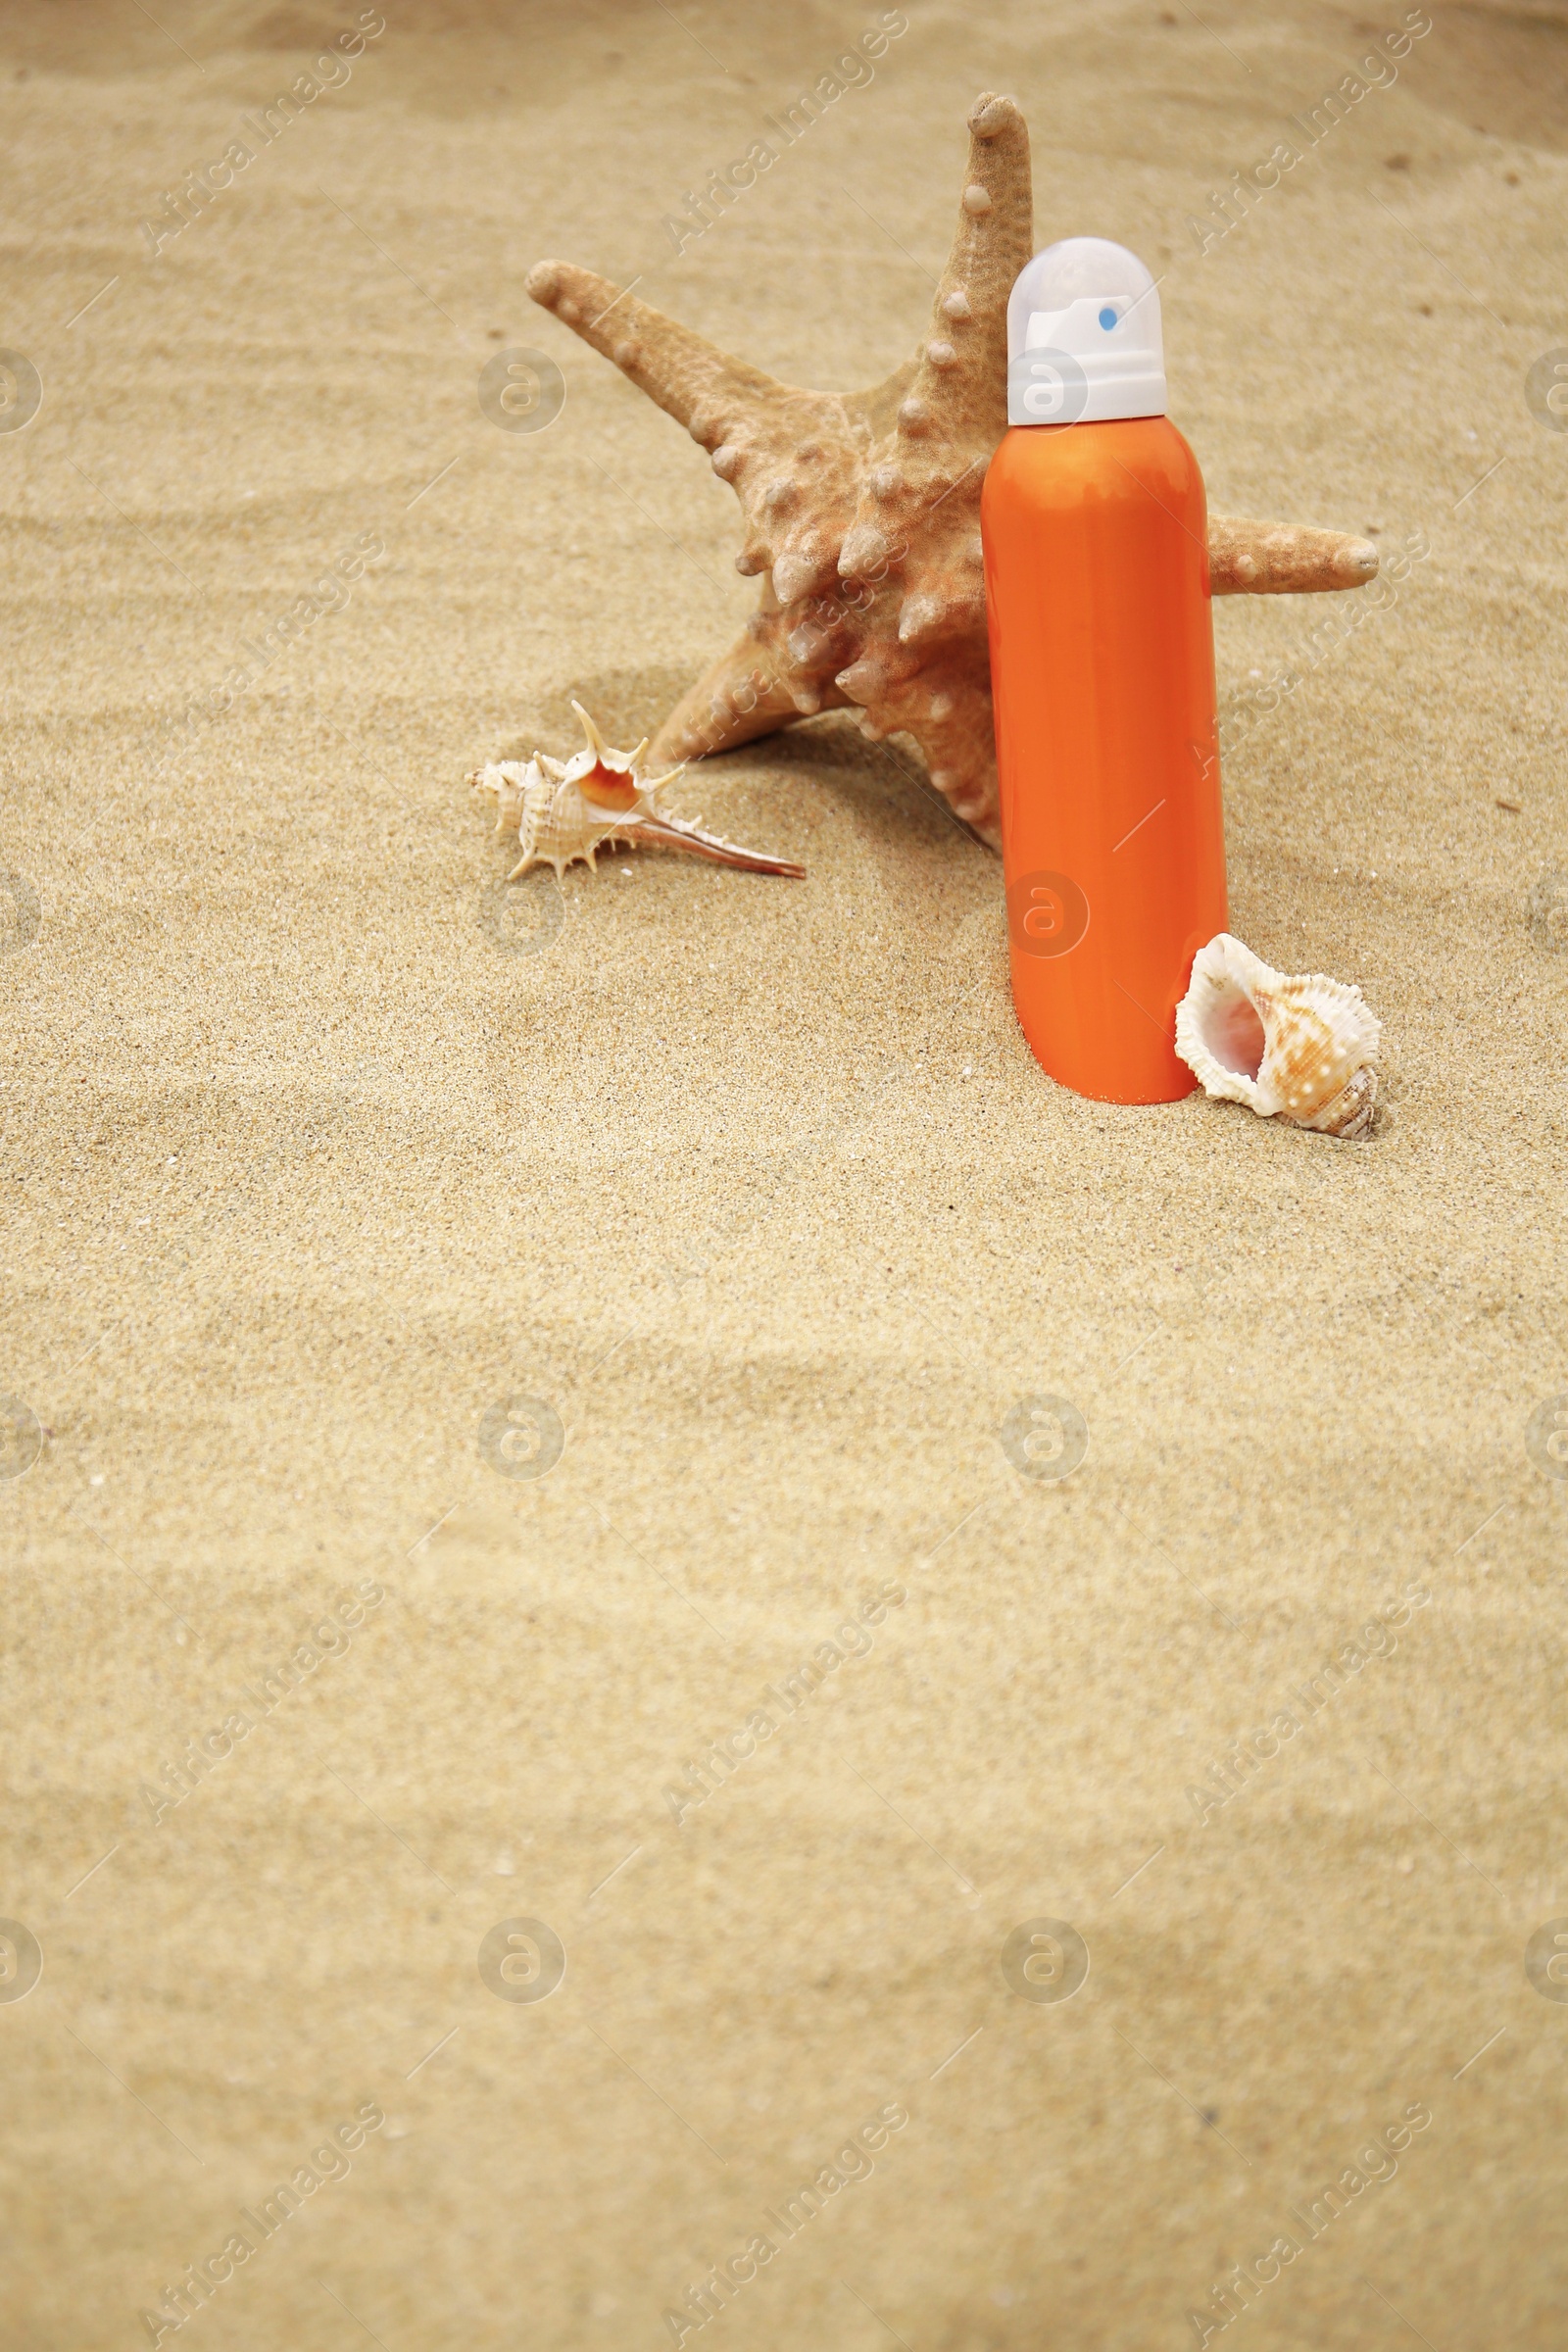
[981,238,1227,1104]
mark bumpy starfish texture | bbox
[527,92,1378,849]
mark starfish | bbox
[526,92,1378,850]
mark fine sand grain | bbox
[2,3,1566,2348]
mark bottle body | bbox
[981,415,1227,1104]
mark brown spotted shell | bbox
[1175,933,1382,1138]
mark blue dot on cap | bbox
[1098,306,1118,330]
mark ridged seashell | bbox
[469,703,805,882]
[1175,933,1382,1139]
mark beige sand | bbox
[2,3,1566,2347]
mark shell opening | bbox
[576,760,642,812]
[1205,990,1266,1081]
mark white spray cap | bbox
[1006,238,1165,426]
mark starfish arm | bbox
[831,617,1001,848]
[526,262,791,438]
[901,704,1002,849]
[529,261,875,610]
[902,91,1034,451]
[1208,514,1380,594]
[839,92,1032,583]
[649,628,851,769]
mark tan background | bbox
[2,1,1567,2347]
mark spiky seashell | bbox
[526,96,1379,849]
[1175,934,1382,1139]
[469,702,805,881]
